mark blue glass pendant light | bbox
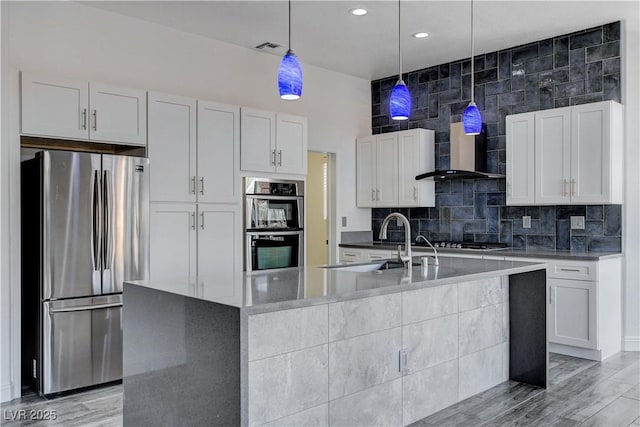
[278,0,303,100]
[463,0,482,134]
[389,0,411,120]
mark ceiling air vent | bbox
[255,41,281,50]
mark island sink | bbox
[319,259,421,272]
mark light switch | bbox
[522,216,531,228]
[570,216,585,230]
[341,216,347,227]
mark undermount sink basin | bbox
[319,262,386,272]
[319,260,420,272]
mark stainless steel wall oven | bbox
[244,177,304,272]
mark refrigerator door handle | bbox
[49,302,123,313]
[91,170,102,272]
[103,170,113,270]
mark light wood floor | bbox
[1,352,638,426]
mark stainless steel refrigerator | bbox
[21,150,149,395]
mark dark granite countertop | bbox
[339,242,623,261]
[126,257,545,315]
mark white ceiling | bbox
[84,1,632,80]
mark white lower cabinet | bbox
[196,205,242,278]
[150,203,197,280]
[503,256,621,361]
[338,247,394,263]
[548,278,597,349]
[150,203,241,281]
[338,247,365,264]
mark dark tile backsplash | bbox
[370,22,622,252]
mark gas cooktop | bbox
[414,241,509,251]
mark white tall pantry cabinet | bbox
[148,92,241,281]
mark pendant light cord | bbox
[288,0,292,52]
[398,0,402,80]
[470,0,474,103]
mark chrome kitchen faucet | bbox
[379,212,412,268]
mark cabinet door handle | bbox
[563,179,568,196]
[81,108,87,130]
[190,176,196,194]
[200,212,205,230]
[549,286,552,304]
[92,109,97,131]
[560,268,581,272]
[413,186,417,200]
[271,150,276,166]
[571,179,576,196]
[278,150,283,166]
[199,177,204,195]
[371,189,375,201]
[191,212,196,230]
[376,189,380,201]
[506,182,511,197]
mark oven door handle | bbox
[246,230,303,236]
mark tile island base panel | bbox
[123,262,546,426]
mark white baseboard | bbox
[1,382,13,403]
[623,336,640,351]
[549,343,603,361]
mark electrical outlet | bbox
[522,216,531,228]
[570,216,585,229]
[341,216,347,227]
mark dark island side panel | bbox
[509,269,548,388]
[123,284,240,426]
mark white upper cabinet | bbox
[21,72,89,140]
[376,133,399,206]
[398,129,435,207]
[535,107,572,205]
[356,129,435,208]
[197,101,240,203]
[241,108,276,173]
[275,114,308,175]
[506,101,623,205]
[241,108,308,175]
[148,92,197,203]
[148,92,240,205]
[356,136,377,208]
[21,71,146,145]
[89,82,147,144]
[571,101,623,204]
[506,113,535,205]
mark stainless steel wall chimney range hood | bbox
[415,122,505,181]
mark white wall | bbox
[622,7,640,351]
[0,0,13,403]
[1,1,371,401]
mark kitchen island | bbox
[123,258,547,426]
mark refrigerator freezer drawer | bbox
[42,295,122,395]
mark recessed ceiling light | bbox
[350,8,368,16]
[413,32,430,38]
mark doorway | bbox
[306,151,335,266]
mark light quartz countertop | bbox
[126,257,545,315]
[339,242,623,261]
